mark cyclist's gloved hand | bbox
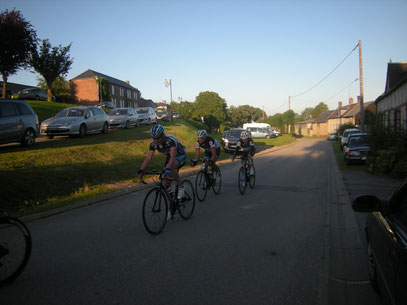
[164,168,171,176]
[137,169,144,177]
[190,159,197,167]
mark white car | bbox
[108,107,139,128]
[135,107,157,125]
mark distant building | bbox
[375,62,407,131]
[0,81,33,96]
[70,69,141,108]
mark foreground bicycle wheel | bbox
[212,167,222,194]
[142,188,168,235]
[238,167,247,195]
[178,180,196,220]
[0,217,32,287]
[249,164,256,189]
[195,171,208,202]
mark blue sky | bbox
[3,0,407,115]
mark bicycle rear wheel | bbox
[195,171,208,202]
[0,217,32,287]
[178,180,196,220]
[142,188,168,235]
[249,164,256,189]
[212,167,222,194]
[238,167,247,195]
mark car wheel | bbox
[21,129,35,147]
[102,122,108,134]
[79,124,87,138]
[367,241,379,292]
[125,121,130,129]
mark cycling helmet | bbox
[197,130,207,139]
[240,131,250,139]
[150,124,165,138]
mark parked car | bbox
[343,133,370,165]
[352,180,407,305]
[172,112,180,119]
[155,108,169,122]
[327,133,337,141]
[135,107,157,125]
[222,128,251,152]
[40,106,109,138]
[97,101,115,109]
[340,128,361,150]
[17,88,55,101]
[0,99,39,147]
[245,126,276,139]
[108,107,139,128]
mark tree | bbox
[193,91,228,124]
[311,102,329,119]
[0,9,37,98]
[37,76,71,101]
[178,101,195,119]
[283,110,296,133]
[299,107,314,121]
[30,39,73,102]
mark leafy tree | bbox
[170,101,179,113]
[178,101,195,119]
[265,113,284,132]
[299,107,314,121]
[37,76,71,101]
[227,105,263,127]
[30,39,73,102]
[311,102,329,119]
[193,91,228,124]
[94,76,111,102]
[283,110,296,133]
[0,9,37,98]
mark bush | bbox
[337,122,357,136]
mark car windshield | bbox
[56,108,85,117]
[137,109,148,114]
[343,130,359,137]
[229,131,243,138]
[109,109,127,116]
[348,136,367,146]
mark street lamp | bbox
[164,79,173,104]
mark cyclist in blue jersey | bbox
[190,130,221,173]
[138,124,187,199]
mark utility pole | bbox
[288,96,291,110]
[358,40,365,131]
[262,105,265,120]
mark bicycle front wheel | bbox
[195,171,208,202]
[142,188,168,235]
[249,164,256,189]
[178,180,196,220]
[238,167,247,195]
[0,217,32,287]
[212,167,222,194]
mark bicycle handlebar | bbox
[137,170,175,184]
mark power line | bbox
[322,78,359,103]
[291,43,359,98]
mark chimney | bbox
[338,101,343,108]
[162,100,166,104]
[349,97,354,105]
[357,96,360,104]
[125,80,130,84]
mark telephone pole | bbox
[358,40,365,131]
[288,96,291,110]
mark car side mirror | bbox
[352,195,381,212]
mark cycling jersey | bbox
[235,138,256,156]
[149,134,186,156]
[195,136,220,152]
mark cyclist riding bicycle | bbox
[232,130,256,175]
[137,124,187,200]
[190,129,221,173]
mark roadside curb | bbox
[21,138,300,223]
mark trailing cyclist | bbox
[137,124,187,200]
[232,130,256,175]
[190,129,221,174]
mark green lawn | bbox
[1,106,296,217]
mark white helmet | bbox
[240,131,249,139]
[197,130,207,139]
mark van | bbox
[243,123,280,137]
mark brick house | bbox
[70,69,141,108]
[375,62,407,131]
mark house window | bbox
[127,90,131,99]
[120,88,124,96]
[111,85,115,95]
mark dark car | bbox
[0,99,39,146]
[352,180,407,305]
[222,128,250,153]
[18,88,54,101]
[340,128,360,150]
[343,133,370,165]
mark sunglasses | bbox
[153,136,163,141]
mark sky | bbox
[3,0,407,116]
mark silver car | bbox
[40,106,109,138]
[135,107,157,125]
[18,88,55,101]
[0,99,39,147]
[108,107,139,128]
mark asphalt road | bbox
[1,139,382,305]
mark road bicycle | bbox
[234,155,256,195]
[0,216,32,287]
[194,157,222,202]
[140,170,196,235]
